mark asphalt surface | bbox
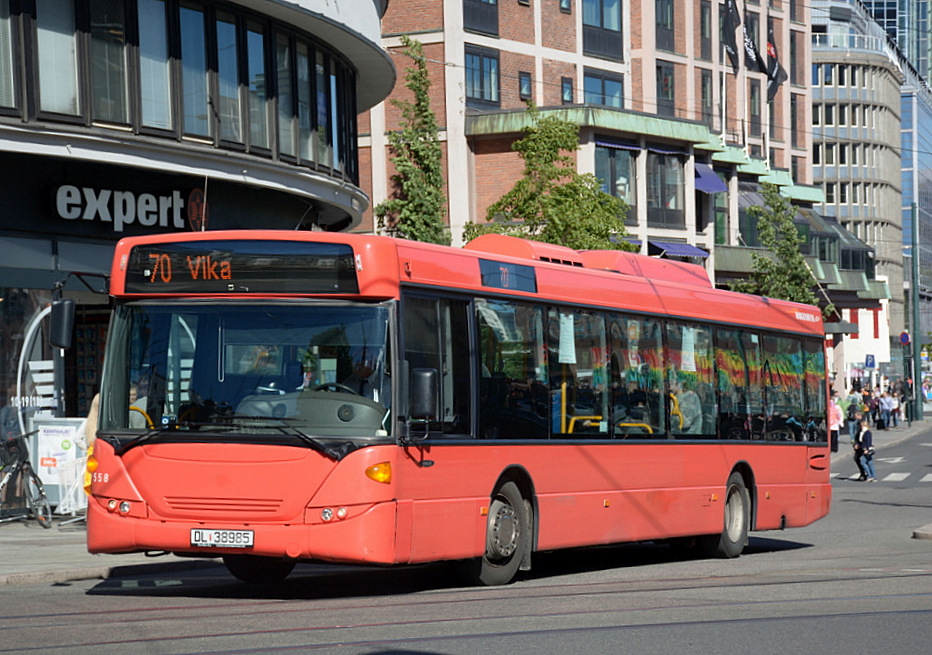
[3,418,931,587]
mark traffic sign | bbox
[865,354,876,369]
[900,331,911,345]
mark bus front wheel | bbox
[699,472,750,558]
[478,481,529,586]
[222,554,296,584]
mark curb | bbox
[912,524,932,541]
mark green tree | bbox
[374,36,450,245]
[731,182,834,318]
[463,104,634,251]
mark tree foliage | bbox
[463,104,634,251]
[374,36,450,245]
[731,182,834,318]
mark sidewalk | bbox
[830,412,932,542]
[3,418,931,587]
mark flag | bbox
[723,0,741,69]
[743,26,767,73]
[766,22,788,101]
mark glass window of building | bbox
[90,0,129,124]
[812,103,820,126]
[646,150,684,228]
[813,143,821,165]
[561,76,574,104]
[463,0,499,37]
[701,69,713,126]
[297,43,313,161]
[277,33,295,157]
[138,0,171,130]
[826,182,835,203]
[839,143,847,165]
[584,68,623,108]
[465,45,499,108]
[1,0,16,108]
[246,21,269,150]
[315,50,332,167]
[595,142,638,225]
[656,0,674,51]
[216,12,242,143]
[36,0,80,115]
[180,2,209,137]
[749,79,761,136]
[583,0,623,60]
[812,63,820,86]
[700,0,712,60]
[838,103,847,125]
[656,62,674,117]
[519,71,532,100]
[824,103,834,125]
[825,142,835,165]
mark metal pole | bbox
[912,203,923,421]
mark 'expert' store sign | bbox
[56,186,188,232]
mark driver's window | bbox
[402,295,470,435]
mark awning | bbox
[648,240,709,258]
[695,163,727,194]
[595,137,640,151]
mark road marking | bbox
[881,472,910,482]
[877,456,905,464]
[921,474,932,483]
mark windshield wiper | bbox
[113,417,355,461]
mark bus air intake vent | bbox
[164,496,283,514]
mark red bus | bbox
[79,230,830,584]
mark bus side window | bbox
[547,309,608,438]
[665,322,714,438]
[609,315,664,438]
[714,328,763,440]
[762,334,804,441]
[476,299,548,439]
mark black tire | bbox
[222,554,296,584]
[699,471,750,558]
[478,481,529,586]
[25,473,53,529]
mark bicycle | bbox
[0,432,53,529]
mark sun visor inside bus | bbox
[123,240,360,294]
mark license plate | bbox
[190,528,254,548]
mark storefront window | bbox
[138,0,172,129]
[180,3,209,137]
[1,289,56,438]
[36,0,80,115]
[90,0,129,124]
[247,21,269,149]
[1,0,14,108]
[216,12,242,143]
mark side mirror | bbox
[409,368,438,421]
[49,299,75,349]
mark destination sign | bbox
[123,240,359,294]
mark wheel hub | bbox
[488,503,519,559]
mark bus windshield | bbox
[100,301,392,447]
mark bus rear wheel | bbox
[699,472,750,558]
[478,481,529,586]
[222,554,296,584]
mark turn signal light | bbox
[365,462,392,484]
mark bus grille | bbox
[164,496,283,514]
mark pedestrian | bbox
[845,392,861,443]
[891,392,900,428]
[879,390,894,430]
[829,390,844,453]
[852,418,868,481]
[859,418,876,482]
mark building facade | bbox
[0,0,393,420]
[365,0,817,262]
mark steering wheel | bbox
[312,382,359,395]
